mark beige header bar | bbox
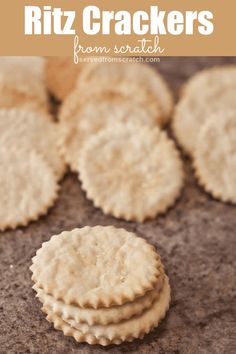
[0,0,235,56]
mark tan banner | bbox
[0,0,235,56]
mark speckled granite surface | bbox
[0,57,236,354]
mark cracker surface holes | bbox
[79,124,184,222]
[30,226,161,308]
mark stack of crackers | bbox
[0,57,65,231]
[30,226,171,346]
[173,66,236,203]
[49,59,185,222]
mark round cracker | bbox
[45,57,85,101]
[35,264,164,326]
[30,226,161,308]
[0,147,59,230]
[76,62,173,124]
[0,108,65,180]
[173,65,236,155]
[44,276,170,346]
[59,92,162,171]
[79,124,184,222]
[193,110,236,203]
[0,57,48,109]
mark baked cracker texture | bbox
[0,147,59,230]
[76,62,174,125]
[34,263,164,326]
[30,226,161,308]
[78,124,184,222]
[0,107,66,180]
[193,109,236,203]
[0,56,48,110]
[30,226,170,346]
[173,65,236,155]
[59,92,162,171]
[43,276,170,346]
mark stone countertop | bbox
[0,57,236,354]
